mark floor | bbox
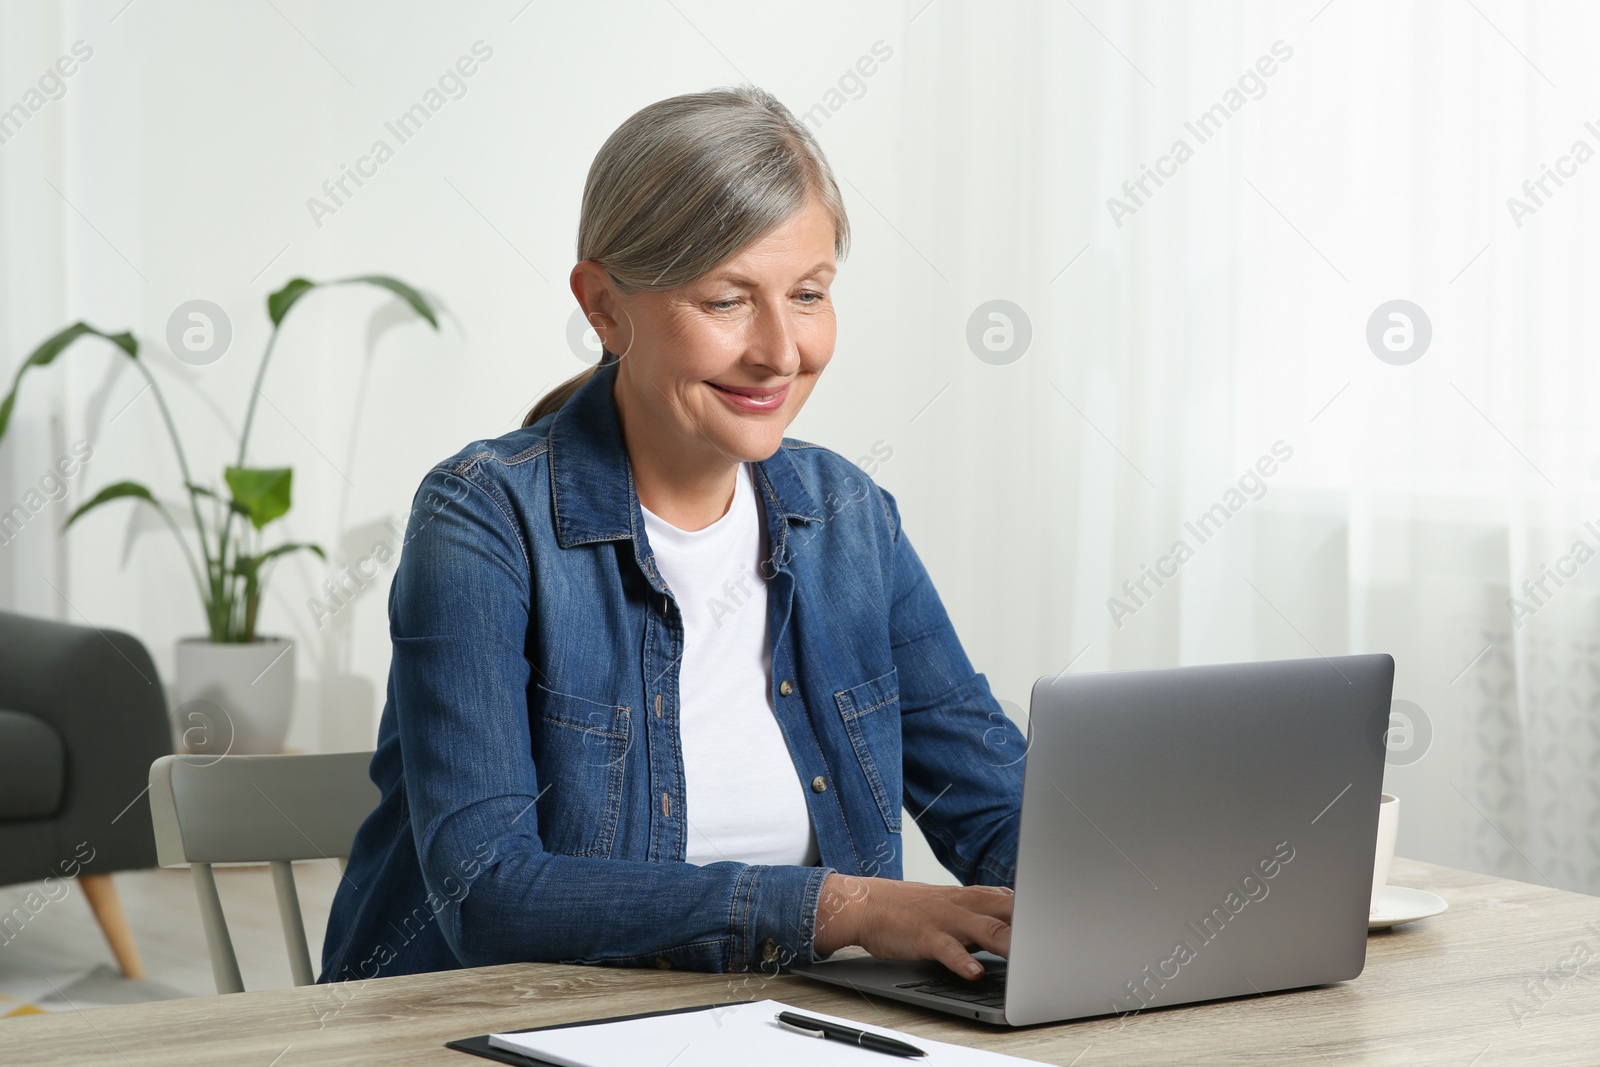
[0,860,342,1012]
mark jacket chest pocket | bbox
[835,668,903,833]
[530,687,631,857]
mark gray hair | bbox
[522,84,851,428]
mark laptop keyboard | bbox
[896,963,1008,1009]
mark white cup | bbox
[1370,793,1399,915]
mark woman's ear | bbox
[570,260,618,345]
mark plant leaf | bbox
[338,275,439,329]
[103,331,138,359]
[223,466,292,530]
[267,275,438,331]
[0,323,138,442]
[231,542,325,583]
[267,278,315,327]
[257,541,327,566]
[63,480,159,531]
[185,481,251,517]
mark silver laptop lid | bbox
[1004,653,1393,1026]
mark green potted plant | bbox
[0,275,438,753]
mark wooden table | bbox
[5,859,1599,1065]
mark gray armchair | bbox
[0,609,173,977]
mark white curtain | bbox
[861,0,1600,891]
[0,2,73,616]
[2,0,1595,892]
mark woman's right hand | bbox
[812,873,1013,979]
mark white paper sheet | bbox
[487,999,1046,1067]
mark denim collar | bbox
[547,360,824,551]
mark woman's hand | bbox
[812,873,1013,979]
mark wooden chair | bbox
[147,752,378,993]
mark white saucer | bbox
[1369,885,1448,929]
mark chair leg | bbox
[79,874,146,979]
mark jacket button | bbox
[811,776,827,793]
[762,938,780,963]
[779,680,793,697]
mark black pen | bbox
[775,1010,928,1058]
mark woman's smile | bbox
[706,379,790,413]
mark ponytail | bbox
[521,350,618,428]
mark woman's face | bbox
[591,197,838,470]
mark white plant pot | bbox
[174,636,295,756]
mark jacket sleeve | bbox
[879,487,1025,886]
[390,466,831,973]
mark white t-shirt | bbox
[640,464,820,868]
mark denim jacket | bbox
[318,361,1025,983]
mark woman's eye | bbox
[706,292,824,310]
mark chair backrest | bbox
[148,752,379,993]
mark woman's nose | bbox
[746,301,801,375]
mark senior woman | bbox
[319,85,1025,987]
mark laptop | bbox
[790,653,1394,1026]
